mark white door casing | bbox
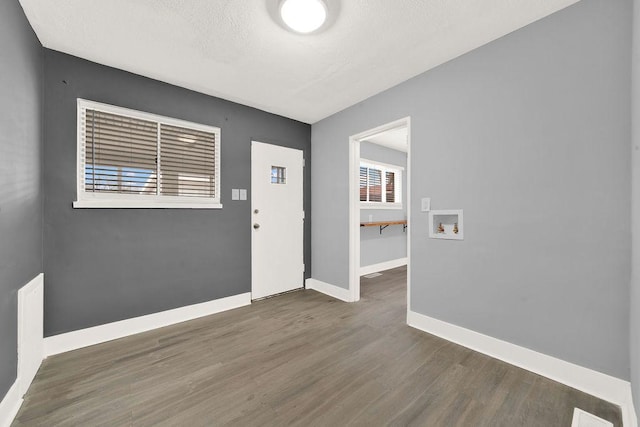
[349,117,411,304]
[251,141,304,299]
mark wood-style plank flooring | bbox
[14,266,621,426]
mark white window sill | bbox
[73,200,223,209]
[360,203,403,210]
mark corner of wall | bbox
[630,0,640,422]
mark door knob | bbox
[253,223,260,229]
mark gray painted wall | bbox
[43,51,311,336]
[312,0,631,379]
[360,142,407,267]
[0,0,43,401]
[631,0,640,415]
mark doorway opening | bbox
[349,118,411,314]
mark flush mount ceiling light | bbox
[279,0,328,34]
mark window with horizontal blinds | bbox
[368,168,382,202]
[76,99,221,208]
[359,166,368,201]
[359,159,402,207]
[83,109,158,195]
[385,171,395,203]
[160,124,216,198]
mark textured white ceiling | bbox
[19,0,580,124]
[363,127,408,153]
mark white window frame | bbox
[73,99,222,209]
[360,158,403,210]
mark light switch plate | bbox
[231,189,240,200]
[239,189,247,201]
[421,198,431,212]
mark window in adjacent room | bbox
[74,99,221,209]
[359,159,403,209]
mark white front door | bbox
[251,141,304,300]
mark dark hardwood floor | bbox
[13,266,621,426]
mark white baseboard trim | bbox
[360,257,408,276]
[407,310,637,427]
[623,388,638,427]
[571,408,614,427]
[0,379,22,427]
[305,278,352,302]
[44,292,252,357]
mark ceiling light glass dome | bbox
[280,0,327,34]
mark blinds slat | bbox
[86,144,157,157]
[87,122,158,136]
[160,160,215,170]
[160,142,215,151]
[160,151,215,161]
[85,188,157,194]
[161,191,213,197]
[88,157,156,168]
[160,137,214,146]
[89,152,157,162]
[85,175,156,184]
[160,144,216,157]
[161,126,215,137]
[86,133,158,147]
[89,112,156,129]
[160,178,214,185]
[161,125,215,139]
[159,145,215,156]
[88,122,157,135]
[159,184,214,190]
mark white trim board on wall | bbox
[0,273,45,427]
[44,292,251,357]
[360,258,408,276]
[0,382,22,427]
[305,278,353,302]
[17,273,44,397]
[407,310,637,427]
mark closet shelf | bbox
[360,220,407,234]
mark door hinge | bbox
[302,158,305,167]
[302,210,305,219]
[303,264,305,272]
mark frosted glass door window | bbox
[271,166,286,184]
